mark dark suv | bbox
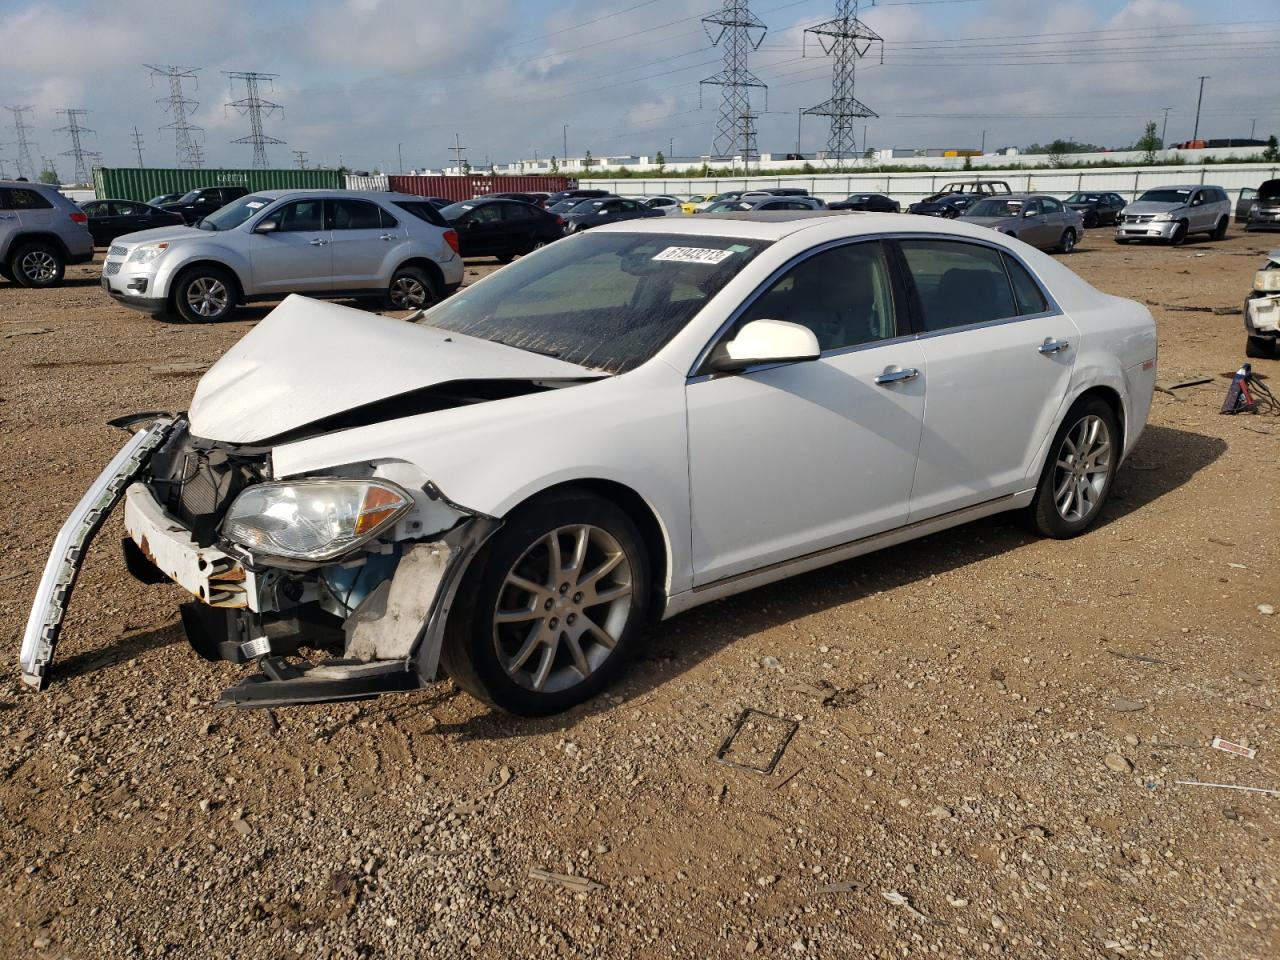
[0,181,95,287]
[160,185,249,224]
[1245,180,1280,232]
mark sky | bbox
[1,0,1278,176]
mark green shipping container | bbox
[93,167,344,202]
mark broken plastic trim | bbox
[108,410,174,435]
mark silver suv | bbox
[0,180,95,287]
[101,190,464,322]
[1115,185,1231,245]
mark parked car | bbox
[828,193,900,213]
[438,198,565,262]
[916,181,1012,208]
[1236,187,1257,223]
[642,195,685,215]
[743,188,811,198]
[422,197,453,209]
[564,196,665,231]
[147,192,184,207]
[960,194,1084,253]
[80,199,185,245]
[99,189,463,322]
[907,193,979,218]
[22,215,1156,716]
[545,188,611,208]
[1244,248,1280,358]
[0,180,94,287]
[1114,185,1231,244]
[159,185,250,225]
[703,196,826,213]
[1063,192,1126,228]
[1245,179,1280,232]
[680,194,714,214]
[547,196,599,215]
[475,192,541,206]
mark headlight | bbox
[221,479,412,562]
[128,242,169,264]
[1152,213,1174,222]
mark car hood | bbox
[187,295,604,445]
[960,215,1017,228]
[114,224,207,247]
[1066,201,1099,208]
[1124,200,1184,215]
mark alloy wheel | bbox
[390,276,427,309]
[492,524,634,693]
[185,276,229,318]
[20,250,57,283]
[1053,414,1112,523]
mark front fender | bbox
[155,246,251,299]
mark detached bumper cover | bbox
[20,418,173,690]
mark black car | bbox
[907,193,978,218]
[476,191,542,206]
[147,192,184,207]
[1245,179,1280,232]
[79,199,185,245]
[160,185,249,224]
[545,188,611,208]
[564,196,665,232]
[421,196,452,209]
[438,198,565,262]
[1063,191,1126,228]
[547,196,601,215]
[828,193,900,213]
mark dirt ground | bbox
[1,229,1278,960]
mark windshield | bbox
[706,200,751,212]
[417,232,770,374]
[1066,193,1103,203]
[438,202,477,219]
[967,197,1025,217]
[176,190,201,204]
[198,195,272,231]
[1138,189,1191,204]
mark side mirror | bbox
[253,219,278,234]
[707,319,821,373]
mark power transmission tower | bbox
[224,71,285,168]
[292,149,307,169]
[40,155,60,183]
[701,1,767,160]
[738,109,759,174]
[803,0,882,165]
[131,126,146,167]
[5,105,38,180]
[54,108,95,184]
[146,65,205,168]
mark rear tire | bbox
[496,252,515,265]
[171,266,237,323]
[1246,335,1278,360]
[1056,229,1077,254]
[441,490,651,715]
[1024,396,1120,539]
[10,241,65,288]
[383,265,437,311]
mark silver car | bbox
[0,180,95,288]
[1115,185,1231,245]
[959,193,1083,253]
[101,189,465,322]
[702,196,826,214]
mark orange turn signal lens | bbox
[354,485,409,536]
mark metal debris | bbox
[1175,780,1278,797]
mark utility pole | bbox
[54,108,95,185]
[980,129,986,154]
[449,133,468,175]
[131,126,145,166]
[562,124,568,161]
[1250,118,1257,140]
[1191,76,1209,143]
[5,105,38,180]
[397,142,403,173]
[702,1,767,160]
[147,65,204,168]
[796,107,802,157]
[1160,106,1172,148]
[292,149,307,169]
[224,71,285,168]
[803,0,882,166]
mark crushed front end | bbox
[22,414,499,707]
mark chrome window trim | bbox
[686,231,1062,381]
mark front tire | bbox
[1025,397,1119,539]
[1246,335,1278,360]
[171,266,237,322]
[1212,216,1229,240]
[10,241,65,288]
[441,490,651,715]
[1170,221,1188,245]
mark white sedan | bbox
[22,213,1156,715]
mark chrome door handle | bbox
[874,366,920,385]
[379,233,394,241]
[1038,337,1070,354]
[308,238,329,246]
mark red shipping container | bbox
[388,175,574,202]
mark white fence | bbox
[345,174,390,191]
[584,162,1279,206]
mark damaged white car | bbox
[22,213,1157,714]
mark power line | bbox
[147,64,204,168]
[53,108,95,185]
[5,106,37,180]
[804,0,882,163]
[224,71,286,168]
[702,1,768,158]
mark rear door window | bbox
[897,239,1019,332]
[1003,254,1049,316]
[8,188,53,210]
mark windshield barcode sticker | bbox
[652,246,735,265]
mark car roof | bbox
[243,189,436,203]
